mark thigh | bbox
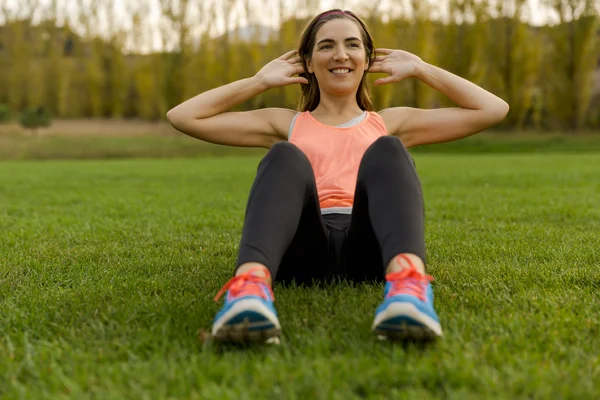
[342,182,386,283]
[275,185,334,286]
[342,136,426,282]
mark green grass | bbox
[3,131,600,160]
[0,132,266,160]
[1,154,599,398]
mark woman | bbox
[167,9,509,344]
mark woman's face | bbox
[306,18,369,96]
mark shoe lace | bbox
[214,267,274,302]
[386,255,434,302]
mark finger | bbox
[287,77,310,85]
[292,65,306,74]
[280,49,299,59]
[373,56,386,62]
[373,76,395,85]
[288,56,302,63]
[293,67,307,74]
[375,48,393,54]
[367,65,385,73]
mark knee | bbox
[265,141,309,165]
[367,136,405,156]
[362,136,414,167]
[260,141,314,177]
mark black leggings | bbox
[236,136,425,285]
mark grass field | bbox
[3,122,600,160]
[1,153,599,398]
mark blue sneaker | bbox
[212,267,281,344]
[372,260,443,341]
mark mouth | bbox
[329,68,353,75]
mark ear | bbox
[305,57,313,74]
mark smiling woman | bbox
[166,9,509,345]
[297,10,375,113]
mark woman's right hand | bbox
[255,50,309,90]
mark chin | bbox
[320,81,359,94]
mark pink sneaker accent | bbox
[214,267,274,302]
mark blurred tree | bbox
[0,0,597,131]
[161,0,192,108]
[105,0,128,118]
[77,0,105,118]
[360,2,394,111]
[389,0,438,109]
[19,106,52,135]
[190,1,219,108]
[0,104,10,122]
[23,0,44,110]
[441,0,488,94]
[543,0,599,130]
[485,0,541,130]
[0,0,10,107]
[242,0,270,109]
[41,0,63,117]
[6,19,29,114]
[131,1,161,120]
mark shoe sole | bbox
[213,319,281,344]
[372,302,442,342]
[212,299,281,344]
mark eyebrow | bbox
[316,37,362,45]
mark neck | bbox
[312,92,363,117]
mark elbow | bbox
[490,100,510,124]
[166,108,176,124]
[166,108,182,128]
[499,100,510,119]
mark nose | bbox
[333,47,349,61]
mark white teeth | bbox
[331,69,350,74]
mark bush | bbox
[0,104,10,123]
[19,107,52,133]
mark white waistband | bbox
[321,207,352,215]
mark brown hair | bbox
[297,10,376,112]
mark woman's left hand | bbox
[368,49,423,85]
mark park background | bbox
[0,0,599,157]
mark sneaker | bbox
[211,267,281,344]
[372,256,443,341]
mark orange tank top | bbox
[289,111,388,212]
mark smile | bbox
[330,68,352,75]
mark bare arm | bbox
[372,49,509,148]
[166,50,307,148]
[168,76,267,122]
[166,77,285,148]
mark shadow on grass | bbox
[204,332,440,356]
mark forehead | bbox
[315,18,362,41]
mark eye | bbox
[349,43,360,48]
[320,44,333,50]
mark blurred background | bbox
[0,0,599,158]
